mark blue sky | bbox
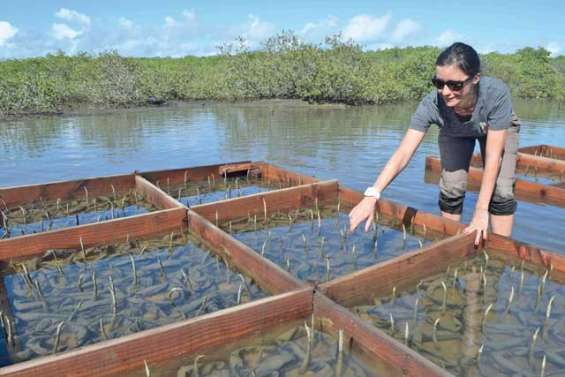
[0,0,563,58]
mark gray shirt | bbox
[409,76,514,137]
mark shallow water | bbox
[0,190,156,238]
[0,100,563,249]
[0,232,267,365]
[226,204,430,283]
[351,255,565,376]
[124,322,389,377]
[159,175,291,207]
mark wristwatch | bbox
[364,186,381,200]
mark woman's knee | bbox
[439,169,468,214]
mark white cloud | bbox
[118,17,134,29]
[546,42,561,57]
[163,9,197,32]
[52,23,82,40]
[245,14,274,41]
[436,30,463,46]
[392,19,419,42]
[0,21,18,46]
[55,8,91,27]
[182,10,196,22]
[164,16,177,28]
[343,14,390,42]
[300,15,338,36]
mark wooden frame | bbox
[0,161,562,376]
[519,144,565,161]
[471,149,565,181]
[425,155,565,208]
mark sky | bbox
[0,0,563,59]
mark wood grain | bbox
[0,288,313,377]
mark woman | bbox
[349,42,519,245]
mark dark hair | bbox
[436,42,481,77]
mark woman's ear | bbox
[472,73,481,85]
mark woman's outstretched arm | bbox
[349,128,426,232]
[464,128,507,244]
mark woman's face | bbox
[435,64,479,108]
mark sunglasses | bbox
[431,76,473,91]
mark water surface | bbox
[1,99,564,251]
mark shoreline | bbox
[0,99,359,121]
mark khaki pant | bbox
[438,122,519,215]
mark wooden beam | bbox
[254,162,319,186]
[191,180,339,223]
[519,144,565,161]
[314,293,452,377]
[486,234,565,282]
[0,208,187,262]
[139,161,253,187]
[0,174,135,209]
[320,233,476,308]
[471,153,565,176]
[338,186,465,238]
[134,175,183,210]
[426,156,565,208]
[187,211,307,294]
[0,288,313,377]
[339,182,565,282]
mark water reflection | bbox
[1,100,564,251]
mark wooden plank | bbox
[426,156,565,208]
[254,162,319,186]
[314,293,452,377]
[191,180,339,223]
[519,144,565,160]
[487,234,565,282]
[518,145,542,155]
[139,161,253,187]
[471,153,565,176]
[338,183,565,282]
[0,208,187,262]
[0,288,313,377]
[218,162,256,176]
[517,153,565,175]
[187,211,307,294]
[338,186,465,238]
[320,233,476,307]
[134,175,183,210]
[0,174,135,209]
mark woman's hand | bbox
[349,197,378,233]
[464,208,489,245]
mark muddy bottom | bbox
[1,232,267,365]
[223,204,432,283]
[0,190,157,238]
[124,321,392,377]
[160,176,293,207]
[351,255,565,376]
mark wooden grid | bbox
[0,159,563,376]
[425,155,565,208]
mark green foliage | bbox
[0,34,563,117]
